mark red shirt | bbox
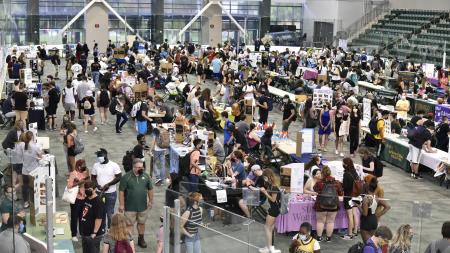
[313,176,343,212]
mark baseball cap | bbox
[95,148,108,157]
[251,164,261,172]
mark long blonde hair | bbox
[390,224,412,251]
[109,213,130,241]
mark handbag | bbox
[62,185,79,204]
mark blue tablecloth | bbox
[289,153,327,164]
[169,144,191,173]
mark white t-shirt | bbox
[63,86,77,104]
[191,97,201,117]
[91,161,122,193]
[243,85,255,99]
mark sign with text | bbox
[362,98,372,127]
[216,190,227,203]
[312,89,333,107]
[434,104,450,122]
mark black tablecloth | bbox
[28,109,45,130]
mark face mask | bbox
[299,235,308,241]
[137,169,144,175]
[140,140,146,146]
[85,189,93,197]
[283,99,289,103]
[97,156,105,163]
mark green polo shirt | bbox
[0,199,19,232]
[119,171,153,212]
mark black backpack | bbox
[122,150,134,172]
[318,181,338,210]
[100,90,110,105]
[109,97,118,115]
[373,157,384,177]
[179,150,194,178]
[347,241,377,253]
[369,117,381,135]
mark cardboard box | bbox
[280,166,291,176]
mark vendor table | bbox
[28,109,46,130]
[148,111,165,118]
[169,144,191,174]
[25,212,75,253]
[406,96,437,115]
[276,198,359,233]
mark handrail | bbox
[344,0,391,40]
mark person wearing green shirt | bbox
[119,159,153,249]
[0,185,25,232]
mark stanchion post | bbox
[163,206,171,253]
[174,199,181,253]
[45,177,54,253]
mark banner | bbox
[434,104,450,122]
[362,98,372,127]
[312,89,333,107]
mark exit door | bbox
[313,22,334,45]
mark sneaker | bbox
[84,130,88,133]
[323,148,327,152]
[417,174,423,179]
[340,153,344,157]
[341,234,353,240]
[316,236,323,242]
[410,173,415,179]
[335,150,339,155]
[155,179,163,186]
[326,236,332,242]
[93,127,98,132]
[72,236,78,242]
[259,247,269,253]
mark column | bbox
[85,2,109,54]
[201,0,222,46]
[152,0,164,44]
[26,0,40,44]
[259,0,271,39]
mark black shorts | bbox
[12,164,23,174]
[344,196,352,210]
[47,105,57,115]
[267,204,280,217]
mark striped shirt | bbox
[185,207,202,234]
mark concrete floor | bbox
[1,64,450,253]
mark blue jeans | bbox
[185,233,201,253]
[100,191,116,228]
[188,174,199,193]
[92,71,100,88]
[153,150,166,180]
[115,112,128,132]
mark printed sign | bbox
[216,189,227,203]
[362,98,372,127]
[312,89,333,107]
[288,163,305,194]
[434,104,450,122]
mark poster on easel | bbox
[287,163,305,194]
[29,155,56,214]
[312,89,333,107]
[24,68,32,86]
[362,98,372,127]
[384,116,391,136]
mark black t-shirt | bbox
[258,96,269,116]
[350,113,361,127]
[80,196,106,236]
[409,126,432,149]
[362,155,375,172]
[138,68,151,81]
[48,88,60,106]
[91,62,101,72]
[136,102,148,122]
[282,102,295,120]
[235,131,249,153]
[260,135,272,147]
[410,116,422,127]
[436,123,449,140]
[12,91,28,111]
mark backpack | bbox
[73,135,84,155]
[156,127,170,149]
[130,101,142,118]
[109,97,118,115]
[179,150,194,177]
[114,240,133,253]
[373,157,384,178]
[267,97,273,112]
[278,189,290,215]
[100,90,110,105]
[347,242,377,253]
[318,181,338,210]
[122,150,134,172]
[83,98,92,110]
[369,117,381,135]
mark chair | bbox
[259,144,283,172]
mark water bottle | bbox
[209,209,214,222]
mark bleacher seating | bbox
[351,9,450,65]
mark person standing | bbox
[181,192,204,253]
[256,89,269,125]
[62,80,77,121]
[96,85,111,125]
[20,131,43,209]
[211,55,223,81]
[135,97,153,135]
[11,83,29,122]
[349,105,361,156]
[81,90,97,133]
[281,95,296,135]
[406,118,436,179]
[259,169,281,253]
[362,226,392,253]
[373,110,389,158]
[91,148,122,228]
[119,159,153,248]
[423,221,450,253]
[77,75,92,119]
[47,81,60,131]
[152,121,168,185]
[71,60,83,80]
[102,213,135,253]
[79,180,106,253]
[67,159,90,242]
[0,216,31,253]
[389,224,413,253]
[318,103,331,152]
[114,96,128,134]
[91,57,101,88]
[189,139,203,193]
[341,158,362,240]
[222,111,234,156]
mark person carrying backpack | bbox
[102,213,135,253]
[313,166,343,242]
[152,119,169,186]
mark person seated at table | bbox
[260,127,278,151]
[358,147,376,175]
[304,155,322,177]
[313,166,343,242]
[290,222,321,253]
[238,165,265,218]
[303,167,321,196]
[226,151,247,185]
[0,185,26,232]
[212,131,225,163]
[247,123,261,153]
[230,127,249,154]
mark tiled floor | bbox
[1,64,449,253]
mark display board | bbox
[362,98,372,127]
[312,89,333,107]
[434,104,450,122]
[288,163,305,194]
[29,155,56,215]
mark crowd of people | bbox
[1,36,450,253]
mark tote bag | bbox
[62,185,79,204]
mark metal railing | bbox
[345,0,391,40]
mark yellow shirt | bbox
[395,99,410,112]
[293,237,319,253]
[374,119,385,140]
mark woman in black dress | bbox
[260,168,281,253]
